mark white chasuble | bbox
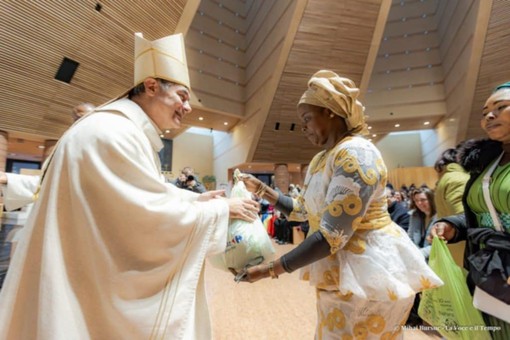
[1,173,40,211]
[0,99,228,339]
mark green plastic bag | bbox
[418,237,491,340]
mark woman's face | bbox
[413,193,431,215]
[481,88,510,144]
[297,104,333,146]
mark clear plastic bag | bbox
[209,170,275,271]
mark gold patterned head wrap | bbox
[298,70,368,135]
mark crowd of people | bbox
[0,31,508,340]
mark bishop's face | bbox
[150,81,192,131]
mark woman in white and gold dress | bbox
[239,70,442,339]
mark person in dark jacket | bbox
[429,82,510,339]
[385,186,410,231]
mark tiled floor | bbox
[206,240,442,339]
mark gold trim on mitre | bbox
[134,32,190,89]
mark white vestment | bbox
[0,98,229,339]
[0,173,39,211]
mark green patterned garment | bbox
[467,160,510,233]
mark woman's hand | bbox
[427,221,456,243]
[238,173,263,194]
[226,197,260,222]
[232,260,284,283]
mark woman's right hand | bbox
[427,221,456,243]
[226,197,260,222]
[238,173,263,194]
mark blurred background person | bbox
[408,187,437,259]
[174,166,206,193]
[385,185,410,231]
[433,145,470,266]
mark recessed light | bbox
[422,14,427,18]
[199,117,204,121]
[401,17,406,22]
[368,126,373,130]
[395,124,400,128]
[159,134,164,138]
[165,130,170,133]
[424,121,430,125]
[372,134,377,137]
[223,122,228,126]
[38,145,45,149]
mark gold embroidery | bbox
[335,290,353,301]
[334,148,378,185]
[319,228,346,254]
[366,315,386,334]
[353,321,369,340]
[342,194,362,215]
[387,288,398,301]
[420,275,435,289]
[341,335,353,340]
[344,234,366,254]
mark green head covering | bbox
[493,81,510,92]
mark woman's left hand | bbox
[232,264,270,283]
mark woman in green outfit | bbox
[430,82,510,339]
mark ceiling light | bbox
[218,21,222,25]
[405,50,410,55]
[199,11,204,16]
[387,87,392,91]
[395,124,400,128]
[384,53,389,58]
[199,117,204,121]
[427,64,432,68]
[38,145,45,149]
[401,17,406,22]
[159,134,164,138]
[383,36,388,41]
[235,12,239,17]
[403,34,408,38]
[218,76,222,80]
[386,70,391,74]
[449,118,455,122]
[368,126,372,130]
[422,14,427,18]
[400,1,405,6]
[372,134,377,137]
[406,67,411,71]
[424,121,430,125]
[199,30,204,34]
[199,50,203,54]
[224,122,228,126]
[165,130,170,133]
[424,30,429,35]
[198,69,203,73]
[235,29,239,33]
[219,3,223,7]
[426,47,431,51]
[218,39,222,43]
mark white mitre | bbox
[134,32,190,89]
[99,32,190,107]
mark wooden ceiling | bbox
[1,0,507,167]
